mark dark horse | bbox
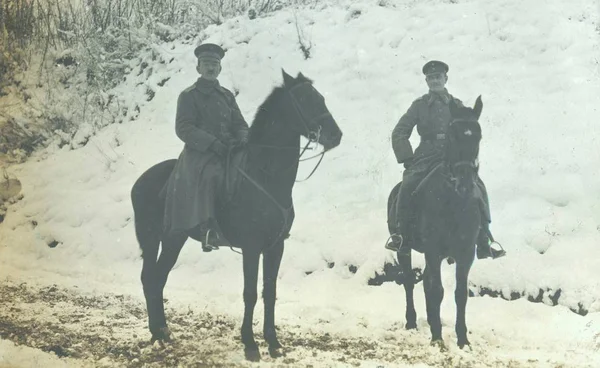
[131,71,342,361]
[387,96,484,349]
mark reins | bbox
[225,82,331,253]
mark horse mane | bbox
[444,98,484,171]
[448,102,483,148]
[249,86,284,140]
[249,73,313,140]
[449,119,482,141]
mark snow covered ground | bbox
[1,0,599,366]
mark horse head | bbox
[280,70,342,151]
[446,96,483,197]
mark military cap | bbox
[194,43,225,61]
[422,60,449,75]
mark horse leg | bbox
[137,214,164,341]
[241,249,261,361]
[398,248,417,330]
[263,242,285,357]
[455,257,473,348]
[144,233,187,342]
[141,247,162,341]
[423,254,444,346]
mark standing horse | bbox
[387,96,484,348]
[131,70,342,361]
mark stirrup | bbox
[477,240,506,260]
[385,233,403,251]
[202,229,220,252]
[489,241,506,259]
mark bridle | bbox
[412,119,480,197]
[446,119,480,195]
[246,82,332,181]
[452,160,478,170]
[286,81,334,181]
[230,81,335,253]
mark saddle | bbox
[156,148,248,203]
[389,165,487,253]
[389,183,422,252]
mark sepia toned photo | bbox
[1,0,599,366]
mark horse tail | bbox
[131,159,177,259]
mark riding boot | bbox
[386,192,412,252]
[386,215,407,252]
[476,223,506,260]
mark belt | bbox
[421,133,446,141]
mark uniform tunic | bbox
[391,89,490,222]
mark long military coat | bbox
[162,78,249,234]
[392,90,464,177]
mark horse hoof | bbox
[405,322,417,330]
[150,327,172,344]
[269,346,286,358]
[458,340,471,350]
[245,348,261,362]
[430,339,447,351]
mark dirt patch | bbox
[0,171,22,224]
[0,178,21,203]
[363,261,590,316]
[0,282,580,368]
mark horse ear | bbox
[282,69,294,86]
[473,95,483,119]
[297,72,306,80]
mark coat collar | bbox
[195,78,221,94]
[427,89,451,106]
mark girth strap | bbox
[236,166,292,251]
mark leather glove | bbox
[231,132,249,150]
[210,140,228,158]
[233,139,248,150]
[237,129,249,145]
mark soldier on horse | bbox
[387,60,505,260]
[161,43,249,252]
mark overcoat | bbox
[162,78,249,234]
